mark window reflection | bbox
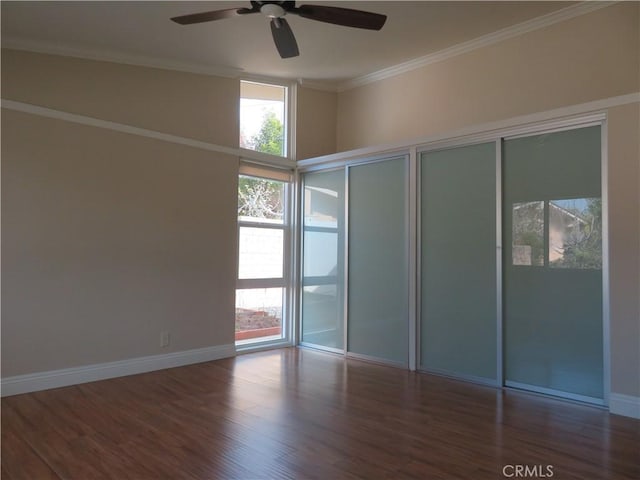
[511,198,602,269]
[512,201,544,266]
[549,198,601,269]
[304,185,339,226]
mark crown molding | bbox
[1,36,245,78]
[296,78,340,93]
[1,36,337,92]
[338,1,617,92]
[2,2,617,94]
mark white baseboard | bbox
[1,344,236,397]
[609,393,640,419]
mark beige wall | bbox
[608,103,640,397]
[1,52,239,377]
[296,86,338,160]
[336,2,639,151]
[1,49,239,147]
[333,3,640,397]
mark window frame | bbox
[235,166,294,350]
[239,79,292,159]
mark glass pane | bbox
[348,158,408,364]
[240,81,286,157]
[504,126,603,401]
[512,201,544,266]
[301,170,344,350]
[304,183,340,226]
[420,142,497,381]
[238,176,284,223]
[235,288,283,342]
[303,231,337,277]
[302,285,342,349]
[238,227,283,279]
[549,198,601,269]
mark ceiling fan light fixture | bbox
[261,4,286,19]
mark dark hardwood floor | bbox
[2,347,639,479]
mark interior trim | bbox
[1,2,617,94]
[609,393,640,419]
[1,99,296,168]
[338,1,616,91]
[298,92,639,169]
[1,38,244,79]
[1,344,236,397]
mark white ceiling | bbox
[2,1,574,88]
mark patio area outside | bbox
[235,287,283,342]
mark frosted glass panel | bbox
[504,126,603,401]
[301,170,345,349]
[303,231,337,277]
[348,158,408,364]
[420,143,497,380]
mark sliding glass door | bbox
[347,157,409,365]
[420,143,498,383]
[298,120,605,405]
[300,170,345,350]
[503,125,604,403]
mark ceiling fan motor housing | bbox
[260,3,287,19]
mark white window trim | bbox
[239,77,297,162]
[236,169,295,351]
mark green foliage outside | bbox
[238,111,285,220]
[252,111,284,156]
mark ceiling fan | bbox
[171,1,387,59]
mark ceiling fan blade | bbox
[171,7,256,25]
[270,18,299,59]
[294,5,387,30]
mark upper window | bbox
[240,80,287,157]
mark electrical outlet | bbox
[160,331,170,347]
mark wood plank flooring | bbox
[2,347,639,479]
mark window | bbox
[240,80,287,157]
[236,166,291,347]
[511,198,601,269]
